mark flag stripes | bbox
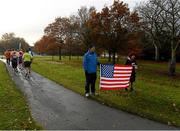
[100,64,132,90]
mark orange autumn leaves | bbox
[34,35,59,55]
[34,0,142,59]
[86,1,141,60]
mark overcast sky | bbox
[0,0,146,45]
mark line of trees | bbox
[34,0,141,64]
[137,0,180,75]
[34,0,180,76]
[0,33,30,53]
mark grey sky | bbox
[0,0,147,45]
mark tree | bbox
[76,6,96,48]
[1,33,15,40]
[138,0,180,75]
[34,36,48,54]
[137,1,169,61]
[44,17,69,60]
[65,15,80,60]
[155,0,180,76]
[87,0,141,64]
[34,35,59,59]
[46,36,59,60]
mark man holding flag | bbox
[83,45,135,94]
[83,45,99,97]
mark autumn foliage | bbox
[86,1,141,63]
[34,0,142,63]
[34,35,59,55]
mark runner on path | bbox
[4,49,11,65]
[11,50,18,72]
[23,50,32,78]
[18,49,24,70]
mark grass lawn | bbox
[0,62,42,129]
[32,56,180,127]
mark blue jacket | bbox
[83,51,98,73]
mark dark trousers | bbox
[85,72,97,94]
[6,58,10,65]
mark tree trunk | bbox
[108,50,111,62]
[152,40,160,61]
[52,55,54,61]
[59,47,61,60]
[104,52,106,58]
[117,55,119,62]
[154,44,160,61]
[169,49,176,76]
[112,49,116,64]
[69,47,71,60]
[69,53,71,60]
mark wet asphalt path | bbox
[1,59,179,130]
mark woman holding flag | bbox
[125,53,138,91]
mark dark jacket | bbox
[125,57,137,82]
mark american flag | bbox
[100,64,133,90]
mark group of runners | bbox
[4,48,33,78]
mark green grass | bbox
[32,56,180,127]
[0,62,42,129]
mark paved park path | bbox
[0,59,179,130]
